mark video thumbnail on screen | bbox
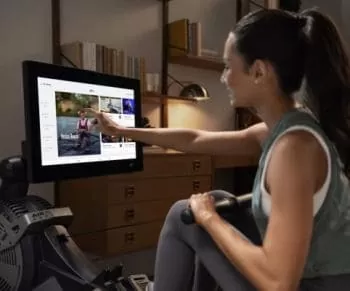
[100,96,122,114]
[99,96,135,143]
[122,98,135,114]
[55,92,101,157]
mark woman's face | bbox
[221,33,267,108]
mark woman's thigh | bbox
[175,191,257,291]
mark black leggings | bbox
[152,190,350,291]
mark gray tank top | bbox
[251,109,350,278]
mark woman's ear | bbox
[251,59,268,84]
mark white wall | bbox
[301,0,343,28]
[341,0,350,44]
[166,0,236,130]
[0,0,53,203]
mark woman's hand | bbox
[84,108,125,136]
[189,193,218,226]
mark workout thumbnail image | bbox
[122,98,135,114]
[56,91,101,156]
[101,134,133,143]
[100,96,122,114]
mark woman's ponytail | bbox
[300,9,350,174]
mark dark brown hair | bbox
[234,8,350,173]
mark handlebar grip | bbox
[180,194,252,225]
[180,208,195,225]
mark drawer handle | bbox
[124,208,135,222]
[192,160,201,172]
[124,185,135,199]
[192,180,200,191]
[124,232,135,244]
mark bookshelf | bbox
[157,1,280,125]
[168,55,224,72]
[50,0,278,127]
[143,91,206,104]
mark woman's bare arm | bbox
[121,122,267,157]
[201,130,326,290]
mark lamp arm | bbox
[167,74,185,88]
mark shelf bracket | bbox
[51,0,61,65]
[160,0,170,127]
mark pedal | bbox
[127,274,151,291]
[108,263,124,281]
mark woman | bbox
[76,109,92,149]
[88,8,350,291]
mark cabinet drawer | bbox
[74,221,163,256]
[107,198,178,228]
[60,175,211,235]
[108,154,212,180]
[108,175,212,204]
[143,154,212,177]
[58,178,107,235]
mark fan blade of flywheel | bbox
[0,261,19,286]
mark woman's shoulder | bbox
[246,122,269,146]
[267,129,328,189]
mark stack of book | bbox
[168,18,220,60]
[60,41,147,93]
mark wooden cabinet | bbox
[56,149,213,257]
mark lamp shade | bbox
[179,83,210,101]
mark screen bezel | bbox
[22,60,143,183]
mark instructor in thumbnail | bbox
[76,109,92,148]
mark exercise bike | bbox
[0,155,154,291]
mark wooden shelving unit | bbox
[142,91,206,104]
[50,0,228,127]
[50,0,270,128]
[168,55,224,72]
